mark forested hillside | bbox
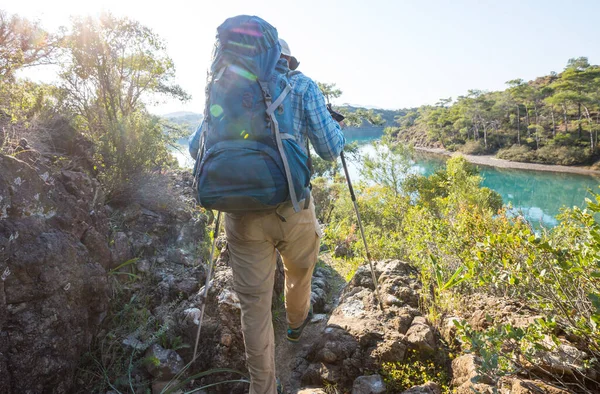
[391,57,600,166]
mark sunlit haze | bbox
[6,0,600,115]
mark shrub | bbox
[459,140,487,155]
[535,145,593,165]
[497,144,535,162]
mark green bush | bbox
[459,140,487,155]
[535,145,593,165]
[497,143,593,165]
[497,144,536,162]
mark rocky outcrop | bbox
[290,260,439,393]
[0,123,110,392]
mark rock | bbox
[451,354,495,392]
[372,331,407,362]
[220,333,233,347]
[152,380,183,394]
[81,227,112,269]
[401,382,441,394]
[529,340,587,376]
[218,288,241,310]
[122,334,145,350]
[0,152,109,392]
[183,308,201,325]
[352,374,386,394]
[334,244,353,258]
[498,377,570,394]
[292,260,429,393]
[111,232,132,267]
[406,316,435,354]
[440,316,460,344]
[145,344,185,379]
[177,217,206,247]
[311,313,327,323]
[136,259,151,273]
[174,277,198,297]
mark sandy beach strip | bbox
[414,147,600,177]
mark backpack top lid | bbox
[212,15,281,81]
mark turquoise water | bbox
[350,141,600,228]
[174,136,600,228]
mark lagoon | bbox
[174,136,600,228]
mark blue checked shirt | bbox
[189,60,345,161]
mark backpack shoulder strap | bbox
[257,80,301,213]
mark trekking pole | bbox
[193,210,222,361]
[340,151,385,311]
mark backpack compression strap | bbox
[258,80,302,213]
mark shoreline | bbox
[414,147,600,177]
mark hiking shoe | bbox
[276,378,285,394]
[286,305,313,342]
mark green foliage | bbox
[57,13,189,201]
[380,349,450,393]
[0,10,60,79]
[94,111,181,202]
[361,141,412,196]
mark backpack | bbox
[193,15,311,214]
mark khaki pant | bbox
[225,199,321,394]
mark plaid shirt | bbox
[287,69,345,161]
[189,61,345,161]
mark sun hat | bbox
[279,38,292,57]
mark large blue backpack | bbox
[193,15,310,214]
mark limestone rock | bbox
[111,231,132,267]
[401,382,441,394]
[352,374,386,394]
[498,377,570,394]
[406,316,435,354]
[145,344,185,379]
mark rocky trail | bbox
[1,123,596,393]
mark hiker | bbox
[189,16,345,394]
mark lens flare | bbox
[231,27,263,37]
[229,64,257,81]
[229,41,256,50]
[210,105,224,117]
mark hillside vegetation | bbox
[391,58,600,166]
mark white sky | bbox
[6,0,600,115]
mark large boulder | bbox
[0,152,110,393]
[292,260,434,393]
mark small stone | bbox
[184,308,201,325]
[122,334,145,350]
[145,344,185,379]
[384,294,401,306]
[157,256,166,264]
[218,289,241,309]
[321,349,337,363]
[400,381,441,394]
[311,313,327,323]
[220,333,232,347]
[152,380,182,394]
[136,259,151,273]
[352,374,386,394]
